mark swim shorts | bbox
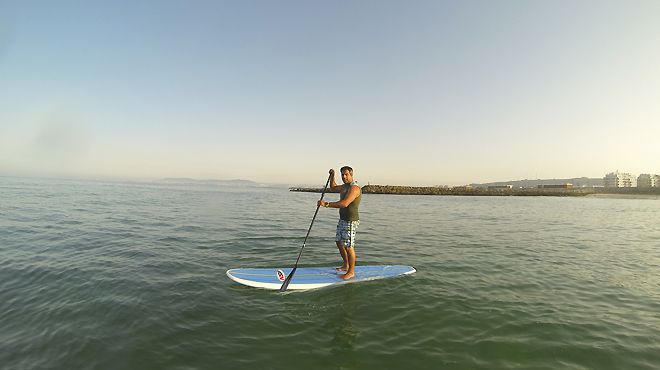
[335,219,360,248]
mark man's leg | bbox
[340,246,356,280]
[340,220,358,280]
[336,241,348,271]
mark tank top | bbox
[339,181,361,221]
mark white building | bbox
[604,171,637,188]
[637,174,660,188]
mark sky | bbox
[1,1,659,186]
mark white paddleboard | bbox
[226,265,416,290]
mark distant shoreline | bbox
[585,193,660,199]
[289,185,660,197]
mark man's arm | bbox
[328,169,343,191]
[323,185,360,208]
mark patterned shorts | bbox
[335,219,360,248]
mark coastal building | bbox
[488,185,513,189]
[637,174,659,188]
[603,171,636,188]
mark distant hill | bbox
[471,177,604,188]
[159,178,259,186]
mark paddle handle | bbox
[279,172,333,292]
[294,173,332,265]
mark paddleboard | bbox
[226,265,416,290]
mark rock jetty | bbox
[289,185,594,196]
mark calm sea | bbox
[1,177,659,370]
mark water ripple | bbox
[1,178,660,369]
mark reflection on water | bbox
[327,287,360,368]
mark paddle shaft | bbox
[279,173,333,292]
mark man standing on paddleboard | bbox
[318,166,362,280]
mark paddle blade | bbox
[279,267,297,292]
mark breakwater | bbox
[289,185,660,197]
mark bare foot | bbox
[335,266,348,271]
[340,271,355,280]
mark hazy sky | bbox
[1,1,659,185]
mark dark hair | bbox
[340,166,353,174]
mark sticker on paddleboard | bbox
[276,269,286,282]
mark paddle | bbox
[279,172,333,292]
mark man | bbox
[318,166,362,280]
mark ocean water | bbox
[1,176,659,370]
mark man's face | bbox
[341,170,353,184]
